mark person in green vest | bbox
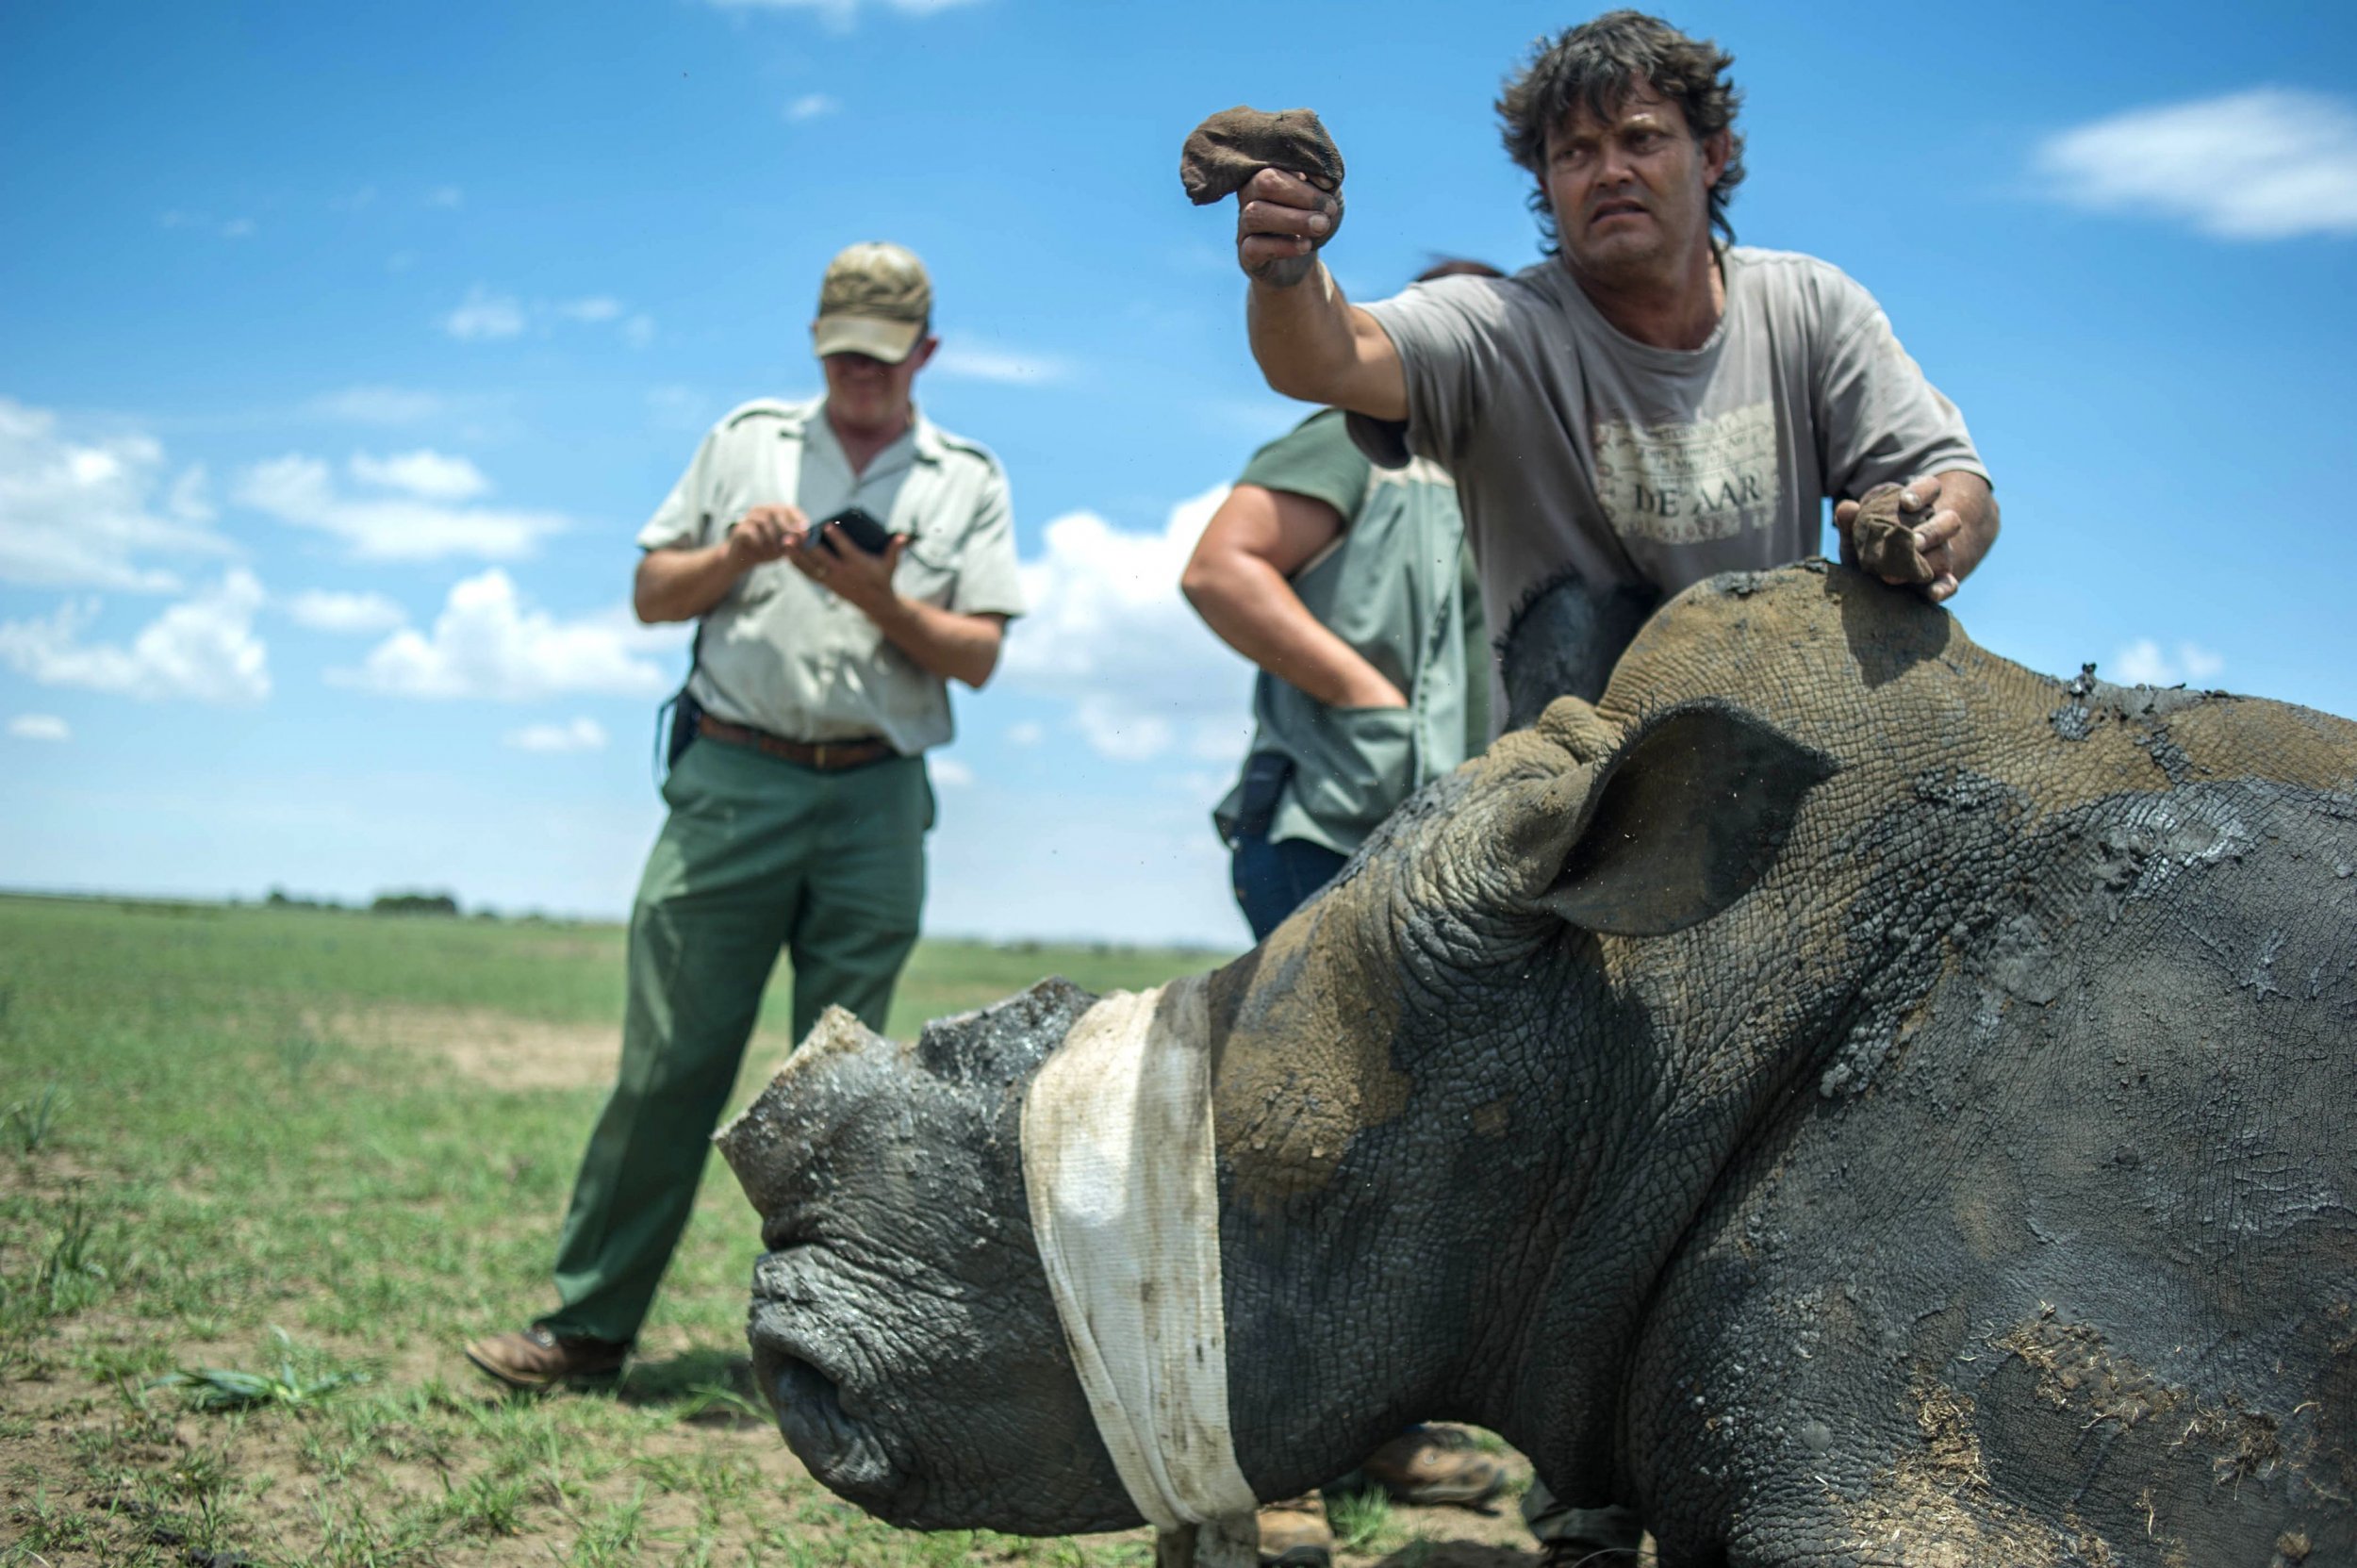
[1178,259,1505,1568]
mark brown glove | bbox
[1848,483,1937,586]
[1180,107,1345,206]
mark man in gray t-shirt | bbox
[1355,245,1986,661]
[1210,12,1997,724]
[1194,10,2000,1561]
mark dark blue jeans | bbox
[1230,833,1348,942]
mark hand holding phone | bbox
[817,506,894,556]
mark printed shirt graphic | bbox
[1591,400,1779,547]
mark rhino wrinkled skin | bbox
[718,562,2357,1565]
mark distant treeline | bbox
[266,887,466,918]
[0,889,1228,957]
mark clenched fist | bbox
[1180,107,1345,289]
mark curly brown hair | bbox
[1495,10,1747,251]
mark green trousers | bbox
[541,736,931,1344]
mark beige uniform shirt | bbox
[637,397,1026,756]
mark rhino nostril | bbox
[761,1344,896,1494]
[770,1349,835,1415]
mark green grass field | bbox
[0,893,1547,1567]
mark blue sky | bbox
[4,0,2353,947]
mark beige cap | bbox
[811,241,932,364]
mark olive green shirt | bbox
[1213,409,1489,856]
[637,397,1026,756]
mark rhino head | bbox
[721,563,2357,1560]
[716,676,1834,1532]
[714,975,1133,1533]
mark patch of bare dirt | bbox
[308,1004,618,1093]
[307,1002,797,1094]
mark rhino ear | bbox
[1540,701,1834,937]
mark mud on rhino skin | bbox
[722,562,2357,1565]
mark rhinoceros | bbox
[717,561,2357,1566]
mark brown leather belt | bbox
[697,714,898,771]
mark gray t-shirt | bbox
[1354,246,1987,639]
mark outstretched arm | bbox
[1234,168,1408,421]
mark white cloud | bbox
[235,454,566,562]
[1006,719,1043,747]
[931,338,1074,387]
[2036,88,2357,239]
[2111,638,2226,687]
[285,588,407,635]
[505,717,610,752]
[999,488,1255,764]
[0,570,271,703]
[337,569,682,701]
[443,287,651,343]
[166,468,217,525]
[785,93,839,122]
[0,398,236,593]
[427,186,465,209]
[349,449,491,502]
[931,756,975,786]
[2179,645,2226,682]
[312,386,443,425]
[8,714,70,742]
[443,286,527,341]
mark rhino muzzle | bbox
[748,1291,895,1498]
[717,982,1130,1534]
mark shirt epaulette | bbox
[928,428,1003,473]
[720,397,809,432]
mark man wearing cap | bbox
[464,241,1025,1388]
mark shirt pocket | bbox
[1287,705,1418,839]
[889,536,960,608]
[882,470,966,603]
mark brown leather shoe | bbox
[463,1326,631,1389]
[1256,1493,1331,1567]
[1360,1426,1506,1508]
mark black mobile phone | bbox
[817,506,894,555]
